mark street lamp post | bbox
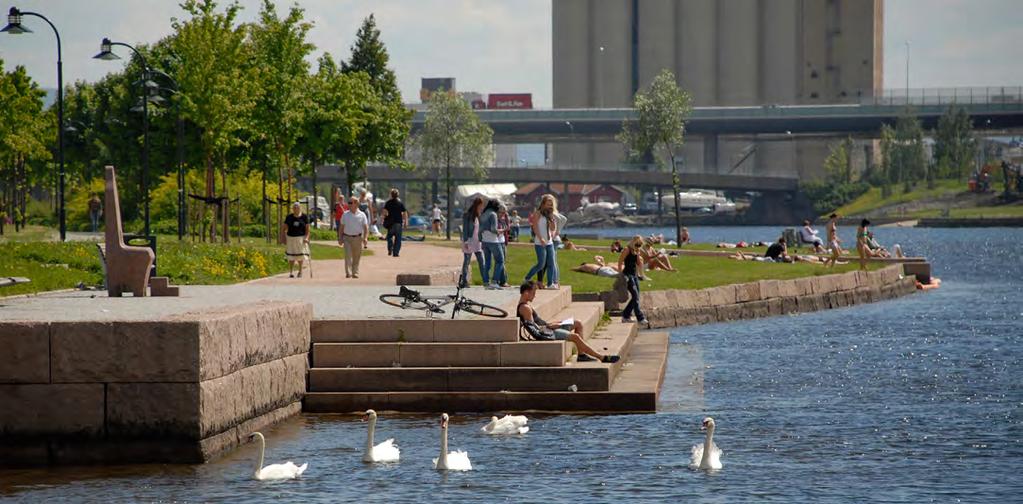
[3,6,66,241]
[94,37,153,237]
[147,69,184,240]
[905,40,911,105]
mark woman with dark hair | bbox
[856,218,871,271]
[459,196,488,288]
[479,199,506,289]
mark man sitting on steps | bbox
[516,280,620,363]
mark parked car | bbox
[622,202,638,215]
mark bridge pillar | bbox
[703,134,719,173]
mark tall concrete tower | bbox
[552,0,884,179]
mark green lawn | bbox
[463,242,877,294]
[0,227,351,296]
[832,179,964,217]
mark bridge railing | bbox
[867,87,1023,107]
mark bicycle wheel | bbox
[458,299,509,318]
[379,294,437,312]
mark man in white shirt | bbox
[339,196,369,278]
[800,219,826,254]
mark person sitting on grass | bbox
[764,237,793,263]
[610,239,623,253]
[517,281,620,363]
[561,235,585,251]
[640,241,677,271]
[866,231,890,258]
[800,219,826,254]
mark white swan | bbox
[481,414,529,435]
[362,409,400,463]
[433,413,472,471]
[689,417,723,470]
[248,432,308,480]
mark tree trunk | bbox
[221,166,230,244]
[262,163,269,243]
[445,163,453,241]
[205,152,216,243]
[670,152,682,248]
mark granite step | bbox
[311,341,566,368]
[302,331,671,414]
[548,301,604,339]
[308,365,612,393]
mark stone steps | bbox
[311,341,566,368]
[308,365,612,392]
[302,330,670,414]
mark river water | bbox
[1,227,1020,503]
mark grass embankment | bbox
[453,238,879,295]
[833,179,1023,219]
[0,226,352,296]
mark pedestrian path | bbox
[252,239,463,286]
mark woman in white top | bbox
[524,195,557,288]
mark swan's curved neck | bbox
[365,416,377,454]
[439,425,449,467]
[254,433,265,476]
[701,427,715,466]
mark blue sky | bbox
[1,0,1021,107]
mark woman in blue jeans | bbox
[617,235,648,324]
[459,197,487,288]
[524,195,557,287]
[479,200,506,289]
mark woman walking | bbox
[824,213,843,268]
[496,204,511,287]
[524,195,557,288]
[618,235,648,325]
[548,197,568,289]
[283,202,310,278]
[459,196,488,288]
[479,200,506,290]
[855,218,871,271]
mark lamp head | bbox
[93,38,121,60]
[2,7,31,34]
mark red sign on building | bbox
[487,93,533,110]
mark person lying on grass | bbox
[572,255,621,277]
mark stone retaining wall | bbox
[0,301,311,466]
[597,265,917,329]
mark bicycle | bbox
[379,285,509,319]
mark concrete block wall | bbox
[596,264,917,329]
[0,301,311,466]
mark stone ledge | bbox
[0,384,104,437]
[0,321,50,384]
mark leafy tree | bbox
[342,14,401,103]
[880,109,927,193]
[933,105,977,180]
[617,69,693,247]
[417,89,493,240]
[171,0,259,242]
[249,0,313,240]
[0,61,53,233]
[823,137,854,184]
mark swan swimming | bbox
[248,432,308,480]
[362,409,400,463]
[689,417,723,470]
[433,413,472,471]
[481,415,529,435]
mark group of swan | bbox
[249,412,723,480]
[249,410,529,479]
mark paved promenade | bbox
[252,239,463,286]
[0,239,518,322]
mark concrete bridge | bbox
[315,164,798,193]
[411,91,1023,143]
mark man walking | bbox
[381,188,408,257]
[339,196,369,278]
